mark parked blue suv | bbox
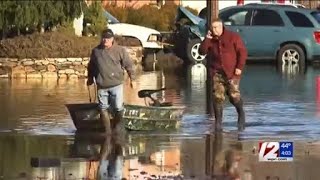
[174,3,320,73]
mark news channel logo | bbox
[258,141,293,162]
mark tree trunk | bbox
[2,27,7,39]
[51,26,57,32]
[40,27,45,33]
[17,28,20,36]
[37,23,45,33]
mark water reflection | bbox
[71,133,183,179]
[2,132,320,179]
[98,135,123,180]
[205,133,244,180]
[0,133,70,179]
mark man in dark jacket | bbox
[199,18,248,131]
[87,29,136,134]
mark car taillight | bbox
[314,31,320,44]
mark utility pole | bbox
[206,0,219,118]
[205,0,220,177]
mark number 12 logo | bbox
[259,142,279,161]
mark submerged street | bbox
[0,64,320,179]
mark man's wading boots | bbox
[232,99,245,131]
[214,103,223,132]
[213,99,245,132]
[100,109,112,134]
[113,110,126,135]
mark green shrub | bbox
[83,1,107,36]
[104,5,198,32]
[105,6,129,23]
[0,31,142,59]
[0,4,199,59]
[0,31,99,58]
[0,1,84,38]
[185,6,199,17]
[126,5,159,30]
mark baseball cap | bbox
[102,29,114,39]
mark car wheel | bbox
[277,44,306,75]
[186,39,206,64]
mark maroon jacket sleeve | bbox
[234,35,248,70]
[199,38,212,55]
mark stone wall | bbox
[0,46,143,79]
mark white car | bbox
[104,11,163,50]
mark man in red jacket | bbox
[199,18,248,131]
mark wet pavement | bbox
[0,64,320,179]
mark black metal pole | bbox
[205,134,212,175]
[206,0,213,119]
[206,0,218,118]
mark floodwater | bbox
[0,64,320,179]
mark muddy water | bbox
[0,64,320,179]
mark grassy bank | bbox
[0,30,141,59]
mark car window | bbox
[286,11,314,27]
[220,9,251,26]
[252,9,284,26]
[311,11,320,24]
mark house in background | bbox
[99,0,315,13]
[295,0,320,8]
[100,0,179,9]
[166,0,302,13]
[73,13,84,36]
